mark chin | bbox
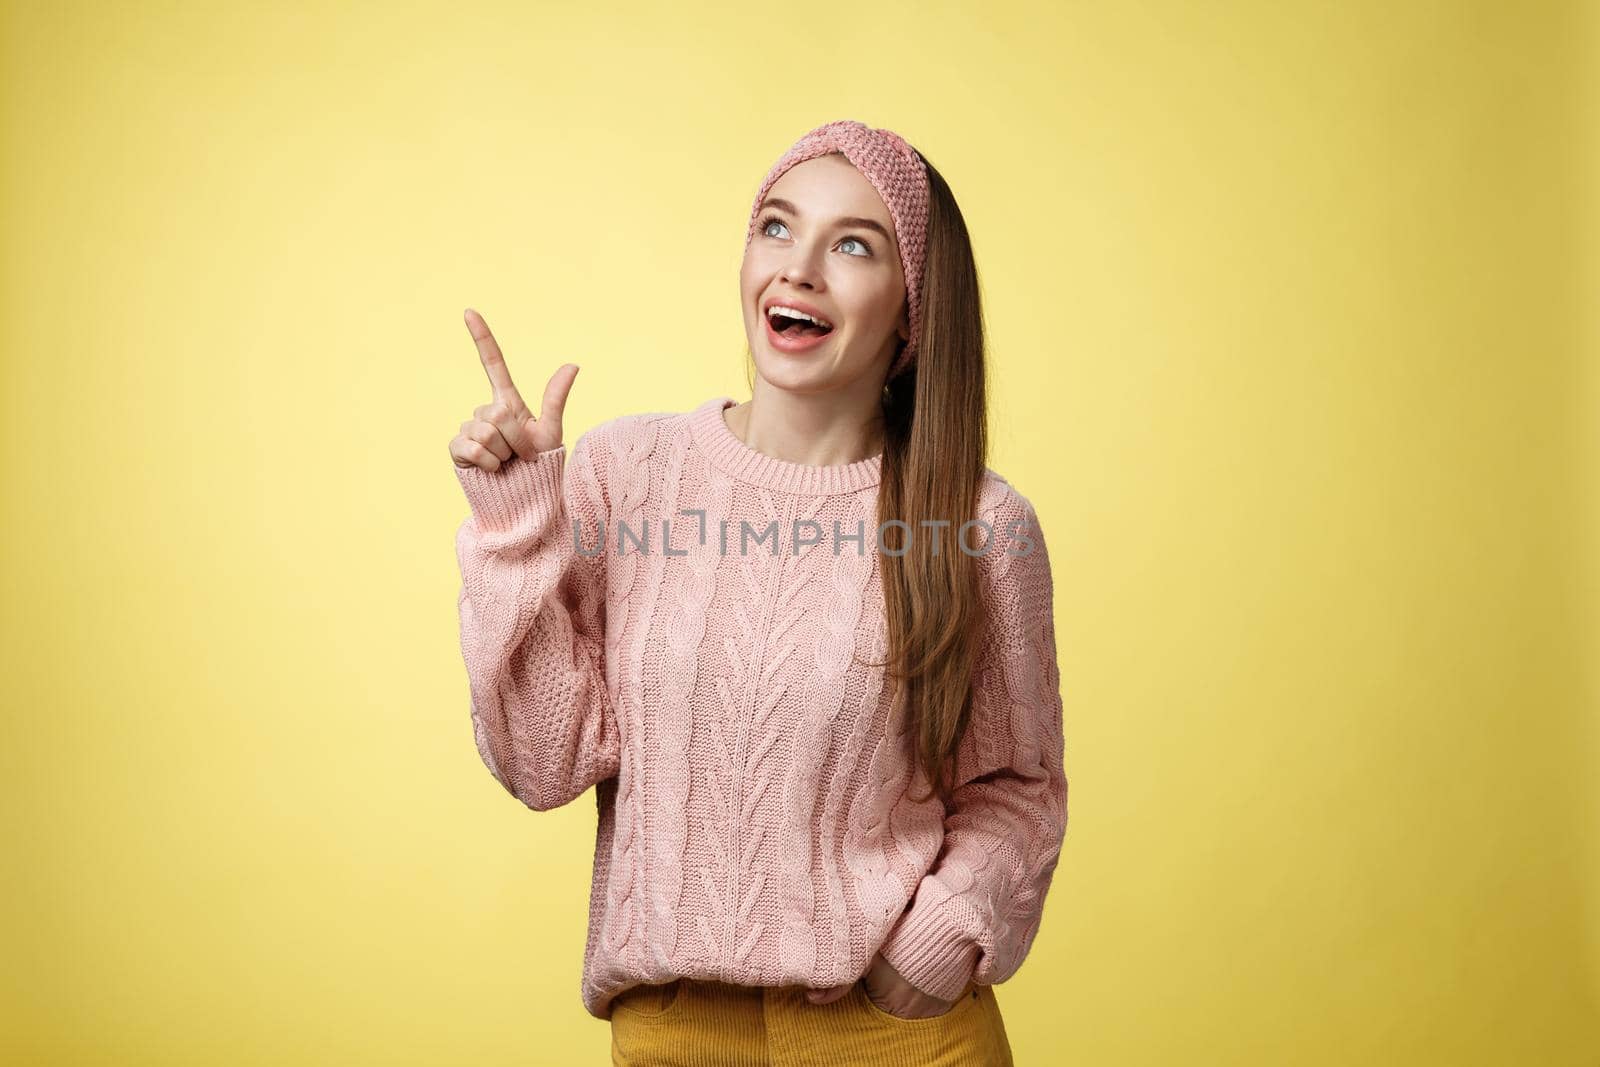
[752,357,828,390]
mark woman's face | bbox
[739,153,909,392]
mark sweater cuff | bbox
[453,447,566,532]
[875,876,981,1003]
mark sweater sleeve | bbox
[875,492,1069,1002]
[452,430,621,812]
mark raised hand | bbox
[449,307,580,471]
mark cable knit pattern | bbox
[598,414,662,978]
[452,395,1068,1019]
[775,490,876,981]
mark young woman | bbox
[448,119,1067,1066]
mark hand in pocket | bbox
[859,952,959,1019]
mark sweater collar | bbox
[688,396,883,495]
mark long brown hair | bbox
[874,152,988,808]
[743,150,990,809]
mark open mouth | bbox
[766,307,835,339]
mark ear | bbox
[897,303,911,343]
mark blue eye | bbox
[757,214,873,257]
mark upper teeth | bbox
[768,305,832,328]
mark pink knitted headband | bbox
[744,119,931,381]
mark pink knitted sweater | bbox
[452,395,1068,1020]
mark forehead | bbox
[765,154,894,230]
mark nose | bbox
[779,244,826,291]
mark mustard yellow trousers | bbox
[608,975,1015,1066]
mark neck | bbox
[728,380,886,468]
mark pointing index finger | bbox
[464,308,518,401]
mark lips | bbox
[763,308,834,354]
[762,296,836,329]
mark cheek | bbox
[738,250,769,296]
[738,265,758,314]
[841,282,903,331]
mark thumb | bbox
[806,984,852,1005]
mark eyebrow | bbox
[757,197,894,244]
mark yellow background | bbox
[3,1,1595,1063]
